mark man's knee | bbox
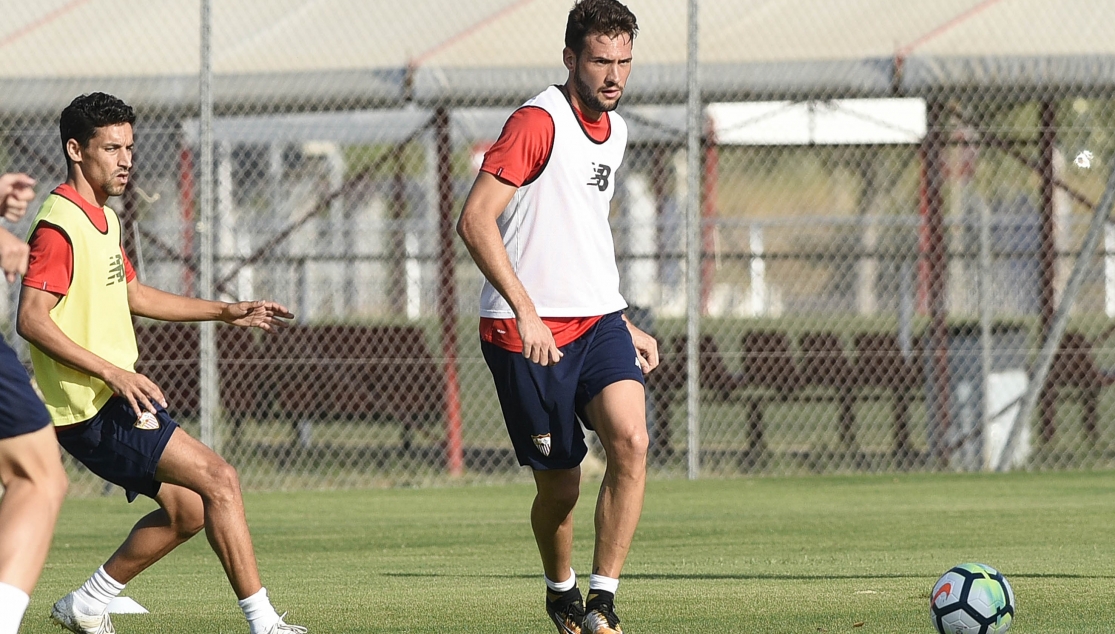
[200,459,242,504]
[536,471,581,512]
[169,494,206,539]
[605,425,649,465]
[6,449,69,509]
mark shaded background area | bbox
[3,0,1115,491]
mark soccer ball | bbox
[930,563,1015,634]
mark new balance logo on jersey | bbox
[106,253,125,285]
[587,163,611,191]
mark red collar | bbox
[52,183,108,233]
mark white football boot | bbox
[50,592,115,634]
[265,613,307,633]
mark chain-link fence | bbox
[3,1,1115,492]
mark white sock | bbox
[239,587,281,634]
[72,566,125,616]
[588,574,620,595]
[545,569,577,593]
[0,582,30,634]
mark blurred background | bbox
[3,0,1115,492]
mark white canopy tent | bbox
[0,0,1113,114]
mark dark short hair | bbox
[59,92,135,165]
[565,0,638,56]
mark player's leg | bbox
[0,427,67,591]
[532,466,581,582]
[574,312,650,634]
[51,398,302,633]
[0,426,67,634]
[580,379,648,634]
[154,427,303,634]
[102,483,205,582]
[0,336,66,634]
[155,428,260,595]
[55,484,204,631]
[533,466,585,633]
[50,400,201,634]
[583,379,648,579]
[481,338,590,633]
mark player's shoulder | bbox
[522,84,564,108]
[515,102,553,119]
[507,104,554,130]
[35,186,82,217]
[37,189,69,211]
[610,108,629,135]
[28,192,65,235]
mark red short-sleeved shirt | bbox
[478,97,612,353]
[23,183,136,295]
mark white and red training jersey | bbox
[477,85,629,336]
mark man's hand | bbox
[220,300,294,331]
[102,365,167,416]
[0,227,29,283]
[625,318,659,375]
[0,173,36,222]
[517,312,563,366]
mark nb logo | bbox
[106,253,125,286]
[587,163,611,192]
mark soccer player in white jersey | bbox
[0,172,70,634]
[457,1,656,632]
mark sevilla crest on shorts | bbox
[532,433,552,456]
[134,412,160,430]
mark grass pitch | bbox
[24,470,1115,633]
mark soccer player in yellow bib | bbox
[18,93,305,634]
[0,171,70,634]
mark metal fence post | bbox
[199,0,218,450]
[685,0,701,480]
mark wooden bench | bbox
[645,334,744,460]
[133,322,262,420]
[1041,330,1115,444]
[133,323,443,450]
[796,331,857,450]
[851,332,922,465]
[265,324,444,449]
[648,331,925,467]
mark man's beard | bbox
[574,72,621,113]
[104,176,127,197]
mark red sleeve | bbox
[479,106,555,187]
[122,247,136,282]
[23,225,135,294]
[23,224,73,295]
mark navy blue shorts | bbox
[481,311,645,471]
[55,396,178,502]
[0,336,51,440]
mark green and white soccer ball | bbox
[930,563,1015,634]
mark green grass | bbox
[23,471,1115,633]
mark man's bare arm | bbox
[127,279,293,331]
[456,171,562,366]
[18,285,166,416]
